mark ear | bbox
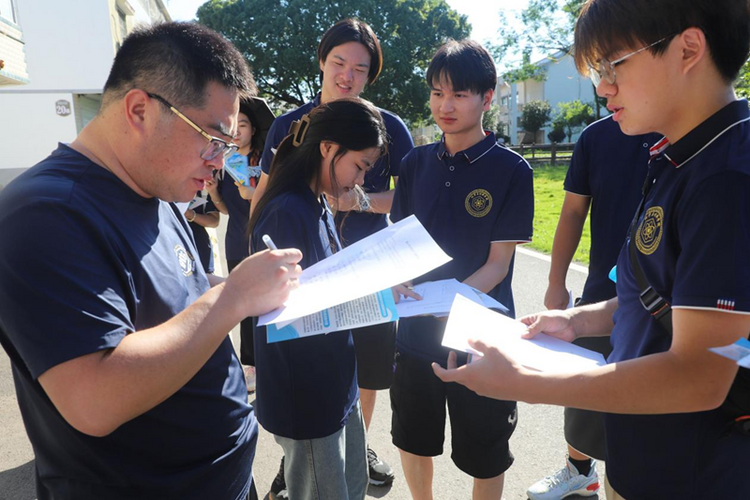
[678,27,707,76]
[122,89,152,137]
[319,58,326,73]
[319,141,336,159]
[482,89,495,112]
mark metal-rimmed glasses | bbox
[147,93,239,161]
[589,35,674,87]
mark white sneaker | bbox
[243,365,256,393]
[527,459,600,500]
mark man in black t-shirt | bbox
[0,22,301,500]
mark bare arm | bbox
[38,249,302,437]
[329,177,399,215]
[463,241,517,294]
[205,178,228,215]
[435,307,745,414]
[185,209,220,229]
[249,172,269,220]
[546,192,591,309]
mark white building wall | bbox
[0,16,30,84]
[13,0,113,92]
[0,92,77,186]
[0,0,169,182]
[508,53,596,144]
[540,54,595,142]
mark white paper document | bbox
[396,279,508,318]
[442,294,607,373]
[709,337,750,368]
[188,197,207,210]
[267,289,398,343]
[258,215,452,327]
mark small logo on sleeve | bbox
[465,189,493,218]
[717,299,736,311]
[635,206,664,255]
[174,244,195,277]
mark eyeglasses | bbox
[589,36,673,87]
[147,93,239,161]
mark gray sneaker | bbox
[367,447,395,486]
[527,459,600,500]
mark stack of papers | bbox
[267,289,397,342]
[396,279,508,318]
[441,294,607,373]
[259,215,452,343]
[174,195,207,215]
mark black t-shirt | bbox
[0,144,257,500]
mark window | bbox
[116,6,128,42]
[0,0,16,23]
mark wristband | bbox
[186,210,196,223]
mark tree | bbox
[197,0,470,124]
[553,99,594,142]
[493,0,584,62]
[547,122,566,143]
[493,1,607,118]
[736,59,750,100]
[520,100,551,143]
[482,104,501,134]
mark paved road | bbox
[0,248,605,500]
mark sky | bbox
[166,0,530,51]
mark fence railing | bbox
[506,142,576,165]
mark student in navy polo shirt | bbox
[435,1,750,498]
[0,22,302,500]
[390,39,534,500]
[248,97,389,500]
[528,117,659,499]
[206,98,266,391]
[251,18,413,490]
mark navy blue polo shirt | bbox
[607,100,750,499]
[565,116,660,303]
[0,144,256,500]
[188,191,218,273]
[260,94,414,246]
[219,170,251,262]
[391,132,534,363]
[250,184,358,440]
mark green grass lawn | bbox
[527,164,591,265]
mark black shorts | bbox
[352,322,396,390]
[564,335,613,460]
[390,351,517,479]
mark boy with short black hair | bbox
[434,1,750,498]
[390,39,533,499]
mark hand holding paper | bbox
[441,295,605,373]
[433,295,606,401]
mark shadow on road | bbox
[366,483,393,498]
[0,459,35,500]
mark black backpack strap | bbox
[628,231,673,332]
[628,192,673,333]
[629,190,750,436]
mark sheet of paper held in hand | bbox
[709,337,750,369]
[396,279,508,318]
[258,215,452,327]
[267,289,397,343]
[441,294,607,373]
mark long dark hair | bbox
[239,99,264,154]
[248,97,387,237]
